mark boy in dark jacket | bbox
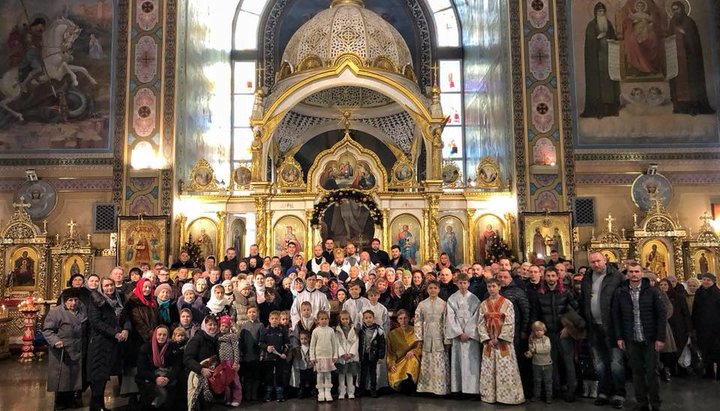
[239,306,264,401]
[358,310,386,397]
[611,263,667,411]
[259,310,290,402]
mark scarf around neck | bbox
[158,298,171,323]
[151,325,170,368]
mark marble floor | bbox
[1,358,718,411]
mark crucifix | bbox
[67,219,78,238]
[355,234,368,250]
[429,61,440,88]
[255,64,266,88]
[605,213,616,233]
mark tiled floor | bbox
[1,358,717,410]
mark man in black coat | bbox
[219,247,240,276]
[366,238,390,267]
[580,252,626,409]
[691,273,720,379]
[389,245,411,271]
[612,263,667,411]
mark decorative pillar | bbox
[251,129,265,182]
[217,212,227,257]
[254,197,268,256]
[176,214,187,253]
[466,209,477,264]
[428,195,440,260]
[382,209,390,251]
[305,209,314,260]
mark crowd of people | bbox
[42,238,720,411]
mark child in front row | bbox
[358,310,386,398]
[288,329,315,398]
[335,310,359,399]
[310,310,338,402]
[239,306,264,401]
[259,310,290,402]
[526,321,553,404]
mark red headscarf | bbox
[151,325,170,368]
[133,278,157,308]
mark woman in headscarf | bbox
[386,309,421,393]
[127,278,160,343]
[184,315,220,410]
[44,287,87,410]
[155,283,179,327]
[177,283,207,324]
[660,277,691,377]
[136,325,183,410]
[277,276,294,311]
[400,270,427,319]
[87,277,130,411]
[57,273,92,307]
[232,278,257,328]
[207,284,233,318]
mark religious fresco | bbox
[117,216,168,271]
[318,157,377,191]
[391,214,422,266]
[439,216,465,267]
[475,214,505,263]
[569,0,719,147]
[273,216,305,256]
[640,238,671,277]
[0,0,114,153]
[5,246,38,289]
[186,217,218,260]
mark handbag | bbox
[207,362,233,395]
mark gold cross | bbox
[605,213,616,233]
[13,196,31,213]
[430,61,440,87]
[701,211,712,226]
[256,64,266,88]
[67,219,78,237]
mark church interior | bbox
[0,0,719,380]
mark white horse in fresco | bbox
[0,17,98,122]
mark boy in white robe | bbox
[446,273,481,396]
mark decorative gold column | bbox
[428,195,440,261]
[504,212,516,252]
[305,209,314,260]
[177,214,187,254]
[466,209,476,264]
[382,209,390,251]
[254,197,268,256]
[250,130,264,182]
[217,212,227,257]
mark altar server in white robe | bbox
[446,272,481,395]
[290,275,330,329]
[478,278,525,404]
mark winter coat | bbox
[666,287,691,351]
[183,330,219,374]
[580,264,624,335]
[358,323,386,362]
[399,284,427,318]
[500,282,531,336]
[232,290,257,328]
[334,325,359,364]
[43,304,87,392]
[259,325,290,361]
[136,340,183,387]
[176,295,207,324]
[438,281,458,301]
[239,320,264,362]
[535,284,578,334]
[219,256,239,276]
[127,294,160,343]
[87,290,131,383]
[692,284,720,360]
[611,279,667,343]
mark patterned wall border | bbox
[555,0,576,201]
[0,178,115,193]
[0,158,114,167]
[113,0,131,204]
[261,0,434,90]
[510,0,527,212]
[575,152,720,162]
[576,172,720,186]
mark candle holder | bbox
[18,297,40,363]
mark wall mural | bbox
[0,0,114,153]
[570,0,719,147]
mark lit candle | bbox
[1,304,5,317]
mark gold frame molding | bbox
[188,159,218,191]
[276,156,306,190]
[476,156,501,188]
[389,155,415,188]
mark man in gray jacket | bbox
[580,252,626,409]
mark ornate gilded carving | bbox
[389,155,415,188]
[427,195,440,260]
[255,196,268,257]
[476,157,501,188]
[187,159,218,191]
[276,156,306,190]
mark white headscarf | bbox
[206,284,230,314]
